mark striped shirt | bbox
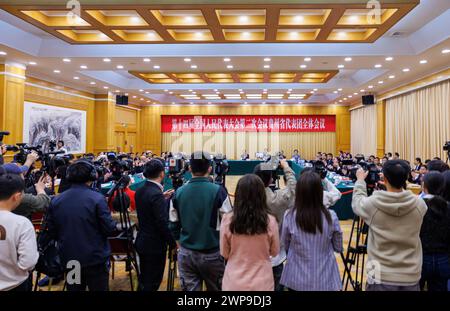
[280,208,343,291]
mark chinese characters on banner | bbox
[161,115,336,133]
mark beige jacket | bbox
[352,180,427,285]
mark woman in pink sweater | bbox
[220,174,280,291]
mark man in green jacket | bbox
[169,151,232,291]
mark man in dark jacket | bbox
[47,160,117,291]
[135,159,176,291]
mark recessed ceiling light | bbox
[344,57,352,62]
[419,59,428,64]
[103,86,109,89]
[310,91,315,94]
[348,95,353,98]
[53,70,61,73]
[28,61,37,65]
[227,65,234,69]
[333,91,338,94]
[190,65,198,69]
[80,65,87,69]
[139,89,144,92]
[304,57,311,62]
[90,82,96,85]
[115,90,120,93]
[378,80,384,84]
[0,51,7,56]
[313,88,318,91]
[402,68,410,72]
[240,16,249,22]
[223,58,231,62]
[441,49,450,54]
[73,76,79,80]
[360,89,365,92]
[374,64,382,68]
[338,64,344,69]
[264,65,270,69]
[343,98,347,100]
[143,58,151,62]
[264,57,271,62]
[353,92,358,95]
[103,58,111,62]
[63,58,71,62]
[385,57,393,61]
[145,91,149,94]
[368,85,373,89]
[153,65,160,69]
[389,75,395,79]
[298,101,302,104]
[184,58,191,62]
[116,65,124,69]
[339,100,343,103]
[300,64,307,69]
[133,96,137,98]
[338,88,343,91]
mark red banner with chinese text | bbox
[161,115,335,132]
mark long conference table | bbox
[101,160,355,220]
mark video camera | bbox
[213,153,229,186]
[347,157,380,187]
[168,154,189,190]
[444,141,450,151]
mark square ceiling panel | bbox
[86,10,148,26]
[8,2,417,44]
[151,10,207,26]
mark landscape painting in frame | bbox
[23,102,87,154]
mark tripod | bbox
[341,216,368,291]
[107,176,140,291]
[341,186,374,291]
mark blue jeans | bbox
[177,246,224,291]
[420,253,450,291]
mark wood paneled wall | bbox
[141,105,351,156]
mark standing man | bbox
[135,159,176,291]
[47,160,117,291]
[169,151,232,291]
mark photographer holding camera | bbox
[311,161,342,209]
[0,152,51,221]
[253,158,296,291]
[352,160,427,291]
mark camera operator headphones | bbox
[66,160,97,183]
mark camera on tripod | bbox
[168,154,189,190]
[213,153,229,186]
